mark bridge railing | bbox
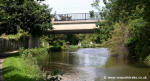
[52,12,101,21]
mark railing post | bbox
[67,14,69,21]
[85,13,86,20]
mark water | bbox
[42,48,150,81]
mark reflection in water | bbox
[40,48,150,81]
[72,48,110,66]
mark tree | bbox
[93,0,150,61]
[0,0,52,36]
[89,10,95,18]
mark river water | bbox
[42,48,150,81]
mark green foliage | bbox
[3,55,43,81]
[19,47,49,70]
[142,0,150,22]
[91,0,100,11]
[3,51,63,81]
[0,28,29,40]
[19,47,63,81]
[126,18,148,44]
[19,47,48,58]
[145,54,150,66]
[44,35,68,51]
[89,10,95,18]
[40,39,50,48]
[93,0,150,62]
[126,18,150,60]
[65,34,79,45]
[42,34,79,51]
[102,23,128,56]
[69,45,80,50]
[59,15,72,21]
[76,34,97,43]
[0,0,52,36]
[95,21,114,43]
[93,0,141,42]
[92,0,142,22]
[42,34,101,51]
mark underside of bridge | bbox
[49,29,95,34]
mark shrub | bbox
[126,18,150,61]
[95,21,114,43]
[102,23,129,56]
[144,54,150,66]
[19,47,48,57]
[19,47,63,81]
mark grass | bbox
[2,53,43,81]
[2,48,62,81]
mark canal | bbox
[41,48,150,81]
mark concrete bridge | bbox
[49,13,100,34]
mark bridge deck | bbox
[50,20,98,34]
[53,23,97,30]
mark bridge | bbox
[50,13,100,34]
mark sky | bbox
[42,0,105,14]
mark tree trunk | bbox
[28,36,40,48]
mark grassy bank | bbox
[2,54,43,81]
[2,48,63,81]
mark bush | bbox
[95,21,114,43]
[145,54,150,66]
[19,47,63,81]
[19,47,48,57]
[126,18,150,61]
[19,47,50,70]
[102,23,129,56]
[0,28,29,41]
